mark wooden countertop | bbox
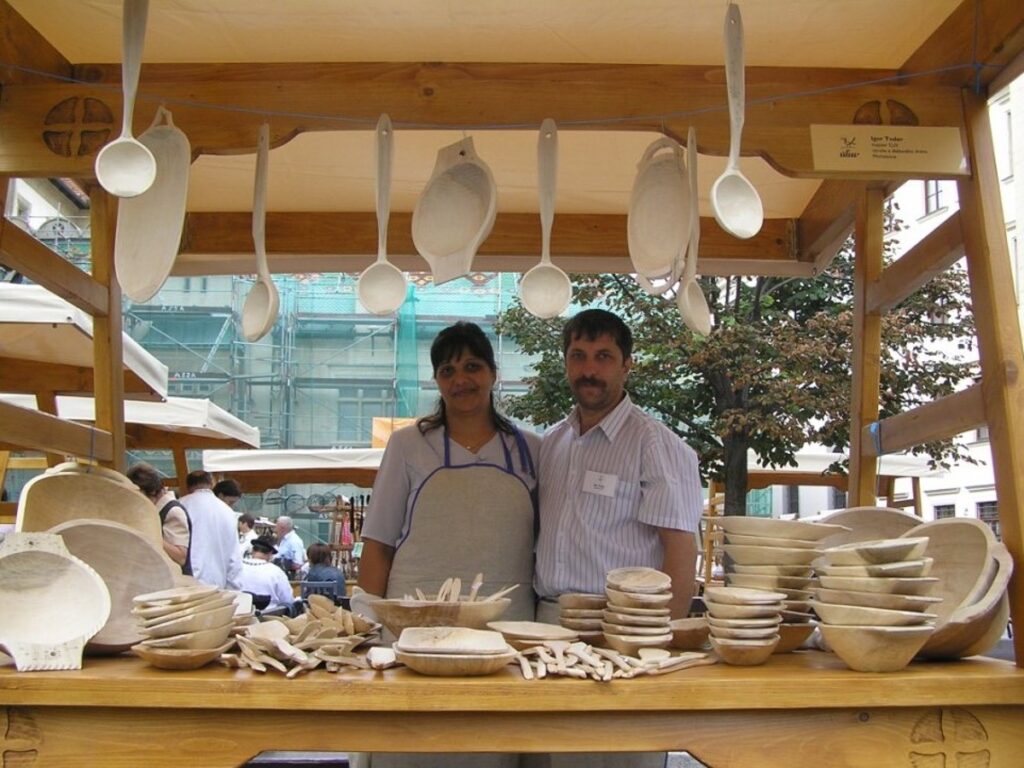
[3,651,1023,712]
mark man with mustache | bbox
[533,309,703,767]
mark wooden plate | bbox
[704,516,848,541]
[725,574,815,591]
[722,544,820,566]
[601,621,672,636]
[814,587,942,613]
[49,518,176,653]
[556,593,607,610]
[601,632,672,655]
[393,645,516,676]
[132,640,234,670]
[395,626,509,655]
[603,610,672,627]
[559,608,605,619]
[720,532,820,550]
[704,586,787,605]
[605,567,672,593]
[133,585,220,606]
[822,537,929,566]
[812,601,936,627]
[817,575,938,596]
[813,557,933,578]
[559,617,604,631]
[605,587,672,608]
[602,602,671,617]
[729,564,814,577]
[486,621,578,641]
[705,601,780,620]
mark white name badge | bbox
[583,471,618,498]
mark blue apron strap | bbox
[498,431,515,473]
[512,427,536,480]
[442,429,453,467]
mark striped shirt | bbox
[534,394,702,597]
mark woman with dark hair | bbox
[357,321,538,623]
[304,542,346,598]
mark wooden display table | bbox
[2,652,1024,767]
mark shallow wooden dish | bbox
[725,573,815,591]
[0,532,111,671]
[605,587,672,608]
[709,624,779,640]
[817,574,938,596]
[142,603,237,639]
[139,594,236,627]
[704,516,848,541]
[710,636,779,666]
[131,640,235,670]
[487,620,578,642]
[704,586,787,605]
[773,622,817,653]
[705,601,780,621]
[393,645,516,676]
[559,608,605,619]
[603,610,671,627]
[668,617,710,650]
[729,564,814,577]
[16,472,162,548]
[132,591,231,619]
[601,632,672,655]
[817,507,922,549]
[372,597,511,637]
[722,544,820,566]
[395,626,508,655]
[821,537,929,566]
[708,615,781,630]
[133,584,220,606]
[600,621,671,636]
[901,518,1000,626]
[721,532,820,550]
[50,518,175,653]
[819,623,933,672]
[814,587,942,613]
[604,602,671,617]
[813,601,935,627]
[813,557,933,578]
[137,623,233,650]
[779,609,815,624]
[557,593,607,610]
[605,567,671,593]
[559,617,604,631]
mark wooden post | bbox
[958,91,1024,666]
[848,187,885,505]
[912,477,923,518]
[172,447,190,498]
[89,188,127,472]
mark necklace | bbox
[452,430,495,453]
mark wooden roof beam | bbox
[178,211,802,278]
[0,62,966,179]
[0,1,72,85]
[0,399,112,461]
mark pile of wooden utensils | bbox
[512,640,714,682]
[401,572,519,603]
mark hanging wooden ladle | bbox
[241,124,280,342]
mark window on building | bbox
[976,501,1000,540]
[924,180,943,215]
[830,487,847,510]
[784,486,800,517]
[933,504,956,520]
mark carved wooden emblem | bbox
[853,99,920,126]
[909,708,990,767]
[43,97,114,157]
[1,708,40,767]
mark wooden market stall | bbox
[2,1,1024,765]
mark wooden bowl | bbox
[133,585,220,607]
[708,624,778,641]
[668,617,710,650]
[724,573,815,591]
[817,575,938,596]
[705,601,780,621]
[601,620,672,636]
[131,640,234,670]
[722,544,820,566]
[372,598,511,637]
[605,587,672,608]
[560,617,604,631]
[819,624,933,672]
[142,603,237,639]
[603,610,671,627]
[487,621,578,643]
[704,586,787,605]
[137,623,233,650]
[710,636,779,666]
[773,622,817,653]
[557,593,607,610]
[822,537,929,566]
[730,564,813,577]
[601,631,672,656]
[704,516,849,541]
[396,626,509,655]
[817,507,922,549]
[720,532,820,549]
[393,645,516,676]
[560,608,605,619]
[605,567,671,593]
[813,558,933,578]
[708,615,781,630]
[49,519,176,653]
[813,587,942,613]
[604,603,671,617]
[813,601,935,627]
[901,518,1000,626]
[0,532,111,671]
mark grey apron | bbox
[353,429,536,768]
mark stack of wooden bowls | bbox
[557,593,607,645]
[601,567,673,655]
[704,585,784,665]
[130,585,237,670]
[710,516,843,652]
[812,536,939,672]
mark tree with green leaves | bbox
[497,207,978,516]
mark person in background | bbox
[533,309,702,768]
[180,470,242,590]
[238,513,258,559]
[353,320,539,768]
[239,536,296,614]
[213,478,243,509]
[273,515,306,578]
[126,462,192,575]
[304,542,346,598]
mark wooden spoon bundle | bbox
[513,640,714,682]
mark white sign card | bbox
[810,125,967,175]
